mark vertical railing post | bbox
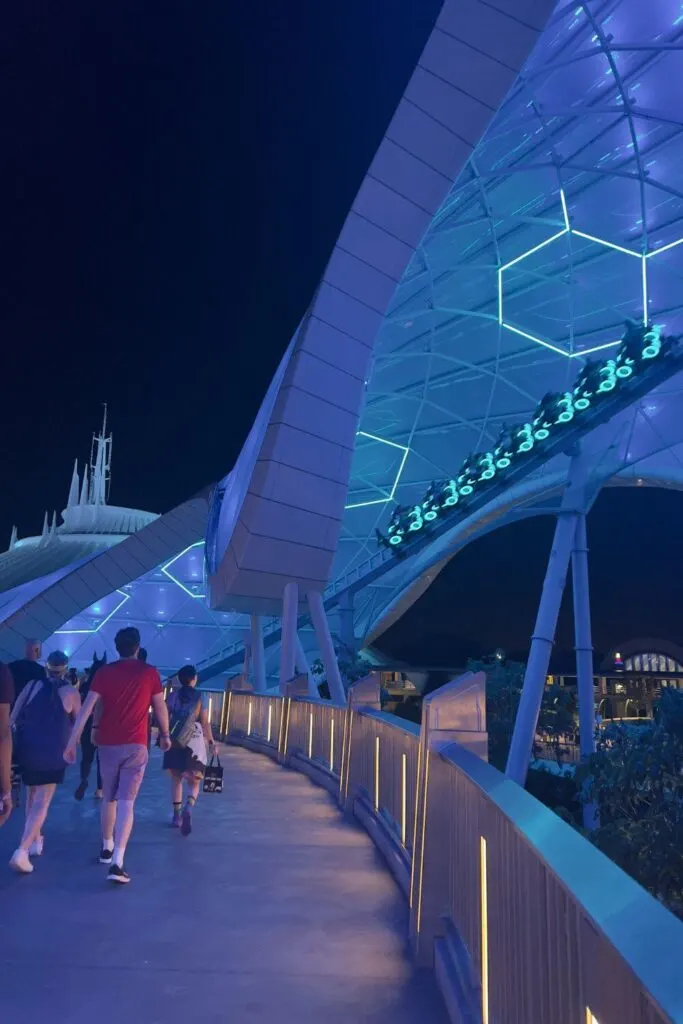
[340,673,381,813]
[409,672,488,967]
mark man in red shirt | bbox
[0,662,15,827]
[65,627,171,883]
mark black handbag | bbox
[203,754,223,794]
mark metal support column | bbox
[572,512,599,830]
[339,591,356,658]
[506,450,588,785]
[279,582,298,694]
[307,588,346,705]
[250,614,267,692]
[295,635,318,698]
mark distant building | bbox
[0,407,157,598]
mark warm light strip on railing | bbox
[225,691,233,736]
[247,700,253,737]
[329,718,335,770]
[401,753,407,846]
[409,738,423,909]
[344,710,354,800]
[586,1011,600,1024]
[278,697,285,752]
[219,692,227,734]
[283,697,291,754]
[416,754,430,933]
[308,713,314,759]
[374,736,380,811]
[208,696,213,725]
[267,704,272,743]
[480,837,489,1024]
[339,710,349,792]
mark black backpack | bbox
[14,679,71,773]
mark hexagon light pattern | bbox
[344,431,410,510]
[498,189,683,358]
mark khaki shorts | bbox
[98,744,149,802]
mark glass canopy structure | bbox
[3,0,683,686]
[331,0,683,643]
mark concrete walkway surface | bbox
[0,744,447,1023]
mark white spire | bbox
[67,459,80,508]
[79,464,89,505]
[90,403,111,506]
[40,511,49,543]
[50,511,57,536]
[9,525,17,550]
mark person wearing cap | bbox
[8,650,80,873]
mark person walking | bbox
[8,638,46,706]
[0,662,14,828]
[64,627,171,884]
[74,654,106,801]
[8,651,80,872]
[163,665,214,836]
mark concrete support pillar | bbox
[250,614,267,692]
[279,582,298,694]
[338,591,356,658]
[572,513,599,830]
[506,450,588,786]
[307,588,346,705]
[295,634,318,699]
[572,514,595,760]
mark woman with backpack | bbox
[163,664,214,836]
[8,650,81,873]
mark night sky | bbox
[1,1,440,543]
[2,5,681,661]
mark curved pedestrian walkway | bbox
[0,745,447,1023]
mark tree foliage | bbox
[579,687,683,916]
[467,657,577,771]
[311,650,372,699]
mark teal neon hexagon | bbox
[161,541,206,599]
[344,431,410,511]
[497,189,680,359]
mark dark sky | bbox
[1,1,441,544]
[378,487,683,669]
[4,6,681,663]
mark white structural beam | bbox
[506,450,588,785]
[307,588,346,705]
[250,613,267,692]
[279,582,299,694]
[295,634,318,699]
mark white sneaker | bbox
[10,849,34,874]
[29,836,44,857]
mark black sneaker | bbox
[99,846,114,865]
[107,864,130,884]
